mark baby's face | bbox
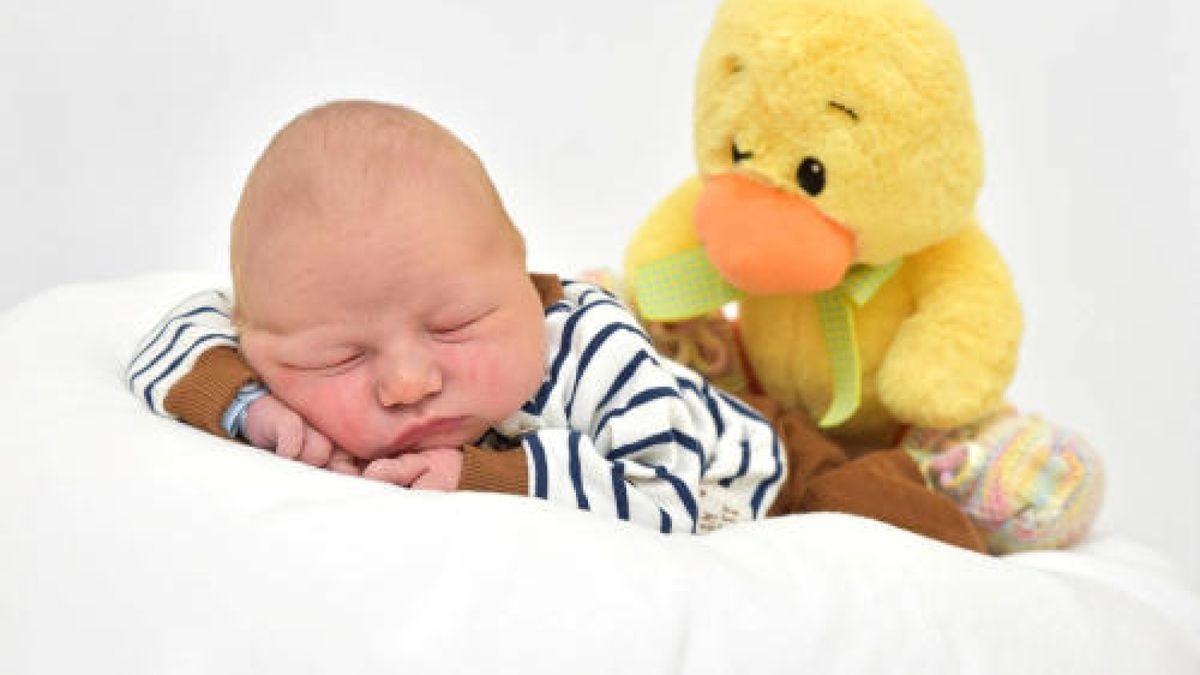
[237,187,546,461]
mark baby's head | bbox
[231,100,546,460]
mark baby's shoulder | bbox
[549,279,639,323]
[556,278,628,309]
[538,278,649,348]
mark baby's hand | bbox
[241,394,336,469]
[361,448,463,491]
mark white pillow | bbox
[2,273,1198,675]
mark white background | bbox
[1,0,1197,586]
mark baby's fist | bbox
[241,394,334,469]
[362,448,463,491]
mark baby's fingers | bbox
[273,415,306,461]
[362,455,429,487]
[326,450,363,476]
[296,426,333,468]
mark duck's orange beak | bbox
[694,173,856,294]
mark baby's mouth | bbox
[385,416,468,454]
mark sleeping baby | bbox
[126,99,982,546]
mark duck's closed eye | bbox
[732,141,754,164]
[828,100,859,122]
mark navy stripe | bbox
[611,462,629,521]
[570,292,650,342]
[750,436,786,518]
[719,439,753,488]
[527,434,549,499]
[568,432,589,510]
[653,465,698,531]
[594,350,652,414]
[564,323,646,421]
[141,333,231,409]
[606,428,703,464]
[128,305,229,373]
[594,285,620,302]
[128,311,231,389]
[674,377,718,472]
[659,509,672,534]
[594,387,679,439]
[565,281,620,304]
[527,300,620,414]
[702,381,726,437]
[719,390,767,423]
[577,288,603,306]
[674,377,702,397]
[674,377,726,459]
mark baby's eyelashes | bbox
[429,307,496,341]
[430,323,476,341]
[287,351,366,373]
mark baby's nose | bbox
[376,358,443,408]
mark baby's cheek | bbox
[277,373,378,456]
[448,345,498,392]
[456,340,541,416]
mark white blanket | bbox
[2,273,1198,675]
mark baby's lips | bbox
[694,173,855,293]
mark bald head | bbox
[229,100,524,325]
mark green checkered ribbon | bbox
[634,247,744,321]
[814,259,903,428]
[635,248,901,428]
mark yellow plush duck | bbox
[624,0,1102,552]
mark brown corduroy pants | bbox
[744,393,985,552]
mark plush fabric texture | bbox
[622,0,1023,449]
[1,274,1198,675]
[902,408,1105,554]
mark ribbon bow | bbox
[635,248,901,428]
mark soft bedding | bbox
[2,273,1198,675]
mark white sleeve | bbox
[519,284,784,534]
[124,289,239,418]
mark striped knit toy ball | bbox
[902,410,1104,554]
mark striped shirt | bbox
[127,279,785,534]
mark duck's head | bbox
[693,0,984,294]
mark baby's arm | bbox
[125,289,342,469]
[127,289,250,435]
[491,283,784,533]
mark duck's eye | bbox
[731,142,753,165]
[796,157,826,197]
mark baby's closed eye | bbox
[430,307,497,341]
[286,351,365,373]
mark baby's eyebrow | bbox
[828,100,860,122]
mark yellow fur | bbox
[624,0,1022,446]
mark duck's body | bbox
[741,223,1020,449]
[739,266,914,448]
[623,0,1099,554]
